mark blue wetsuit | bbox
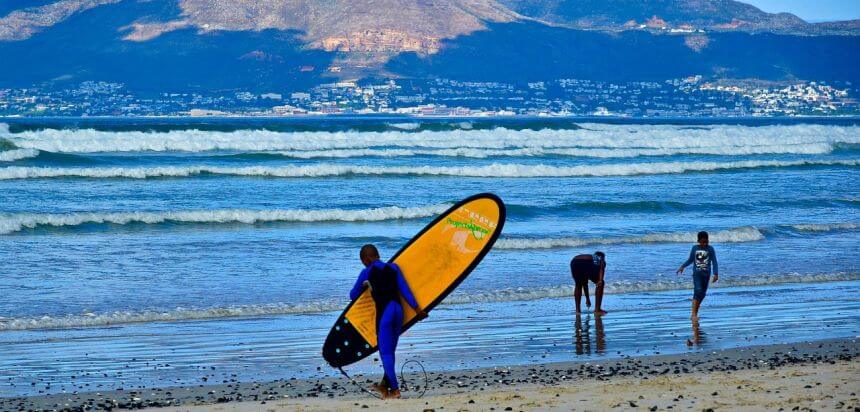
[680,245,718,301]
[350,260,419,390]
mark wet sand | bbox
[2,338,856,411]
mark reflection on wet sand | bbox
[574,314,606,355]
[686,318,707,346]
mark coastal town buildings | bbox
[0,78,855,117]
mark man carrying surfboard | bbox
[350,244,427,399]
[570,252,607,315]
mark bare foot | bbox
[371,382,388,398]
[594,309,608,315]
[385,389,401,399]
[686,339,694,346]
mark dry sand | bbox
[152,358,859,411]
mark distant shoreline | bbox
[2,115,859,128]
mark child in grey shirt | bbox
[677,231,719,319]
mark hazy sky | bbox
[743,0,860,22]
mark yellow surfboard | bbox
[323,193,505,367]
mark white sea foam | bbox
[5,124,858,153]
[387,122,421,130]
[0,301,345,331]
[0,148,39,162]
[1,272,855,331]
[1,159,856,180]
[496,226,765,249]
[0,204,451,235]
[275,143,835,159]
[790,222,860,232]
[444,272,860,304]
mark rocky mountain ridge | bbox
[2,0,857,53]
[0,0,856,92]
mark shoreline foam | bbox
[2,275,856,331]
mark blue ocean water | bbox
[0,117,858,396]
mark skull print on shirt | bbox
[695,249,709,272]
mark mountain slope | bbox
[388,22,860,83]
[497,0,802,29]
[3,0,857,46]
[0,0,857,92]
[1,0,521,54]
[0,0,333,92]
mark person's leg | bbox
[691,272,708,319]
[377,302,404,398]
[374,308,392,398]
[594,279,606,314]
[574,279,584,313]
[388,304,404,398]
[590,273,606,314]
[572,260,589,313]
[686,317,702,346]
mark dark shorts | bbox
[571,258,599,284]
[692,272,710,301]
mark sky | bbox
[743,0,860,22]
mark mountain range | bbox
[0,0,858,92]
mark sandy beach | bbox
[3,338,856,411]
[157,357,859,412]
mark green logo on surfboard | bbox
[446,217,490,240]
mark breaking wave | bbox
[273,143,836,159]
[1,159,856,180]
[789,222,860,232]
[495,226,765,249]
[0,204,451,235]
[4,124,858,153]
[2,271,856,331]
[0,148,39,162]
[387,122,421,131]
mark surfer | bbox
[676,231,719,320]
[570,252,607,315]
[350,244,427,399]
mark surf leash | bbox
[399,358,429,398]
[338,367,383,399]
[337,358,428,399]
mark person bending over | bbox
[350,244,426,399]
[570,252,607,315]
